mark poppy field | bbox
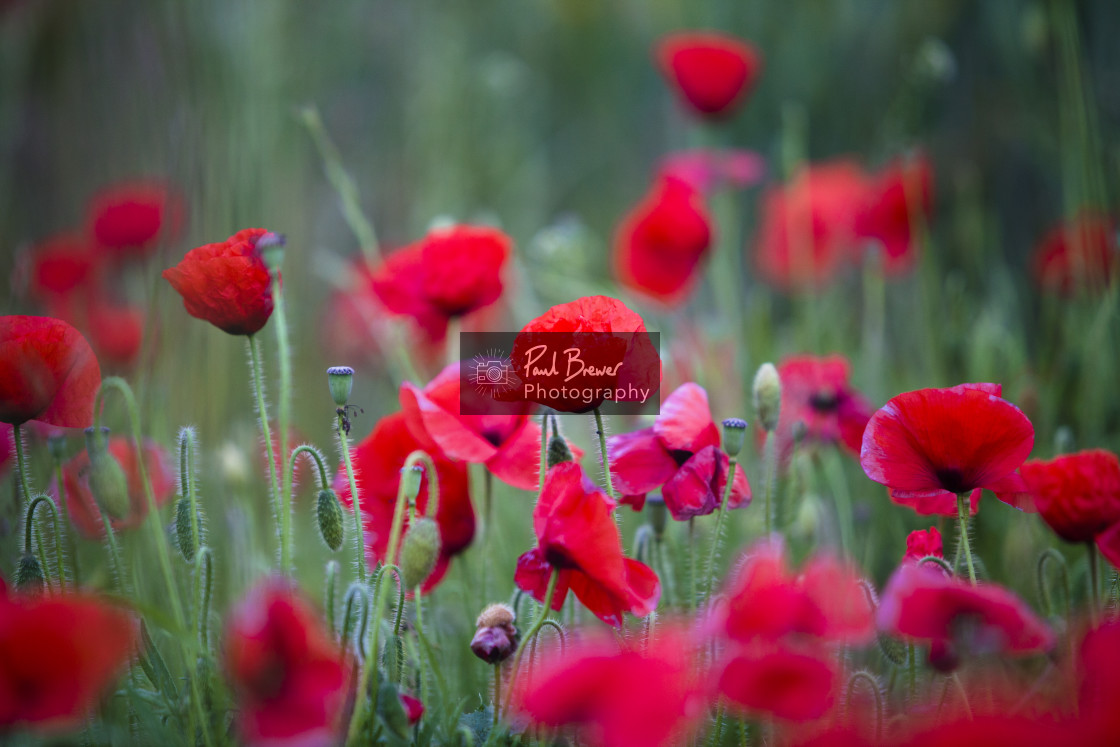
[4,2,1120,746]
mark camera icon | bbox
[475,358,511,386]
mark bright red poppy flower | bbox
[774,355,873,458]
[162,228,274,336]
[0,316,101,428]
[904,526,943,563]
[613,175,712,305]
[399,693,424,725]
[1020,450,1120,543]
[656,31,762,119]
[87,181,183,257]
[333,412,475,593]
[371,224,510,342]
[1031,212,1118,295]
[51,436,175,539]
[860,383,1034,515]
[516,631,703,747]
[853,153,934,274]
[514,462,659,626]
[607,382,750,519]
[717,642,838,722]
[753,160,869,291]
[0,589,137,729]
[658,149,766,195]
[223,578,348,747]
[876,563,1053,658]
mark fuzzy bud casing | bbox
[174,497,199,561]
[326,366,354,407]
[547,433,574,467]
[15,554,45,592]
[84,427,130,520]
[400,517,441,589]
[752,363,782,432]
[471,603,518,664]
[316,488,346,551]
[721,418,748,458]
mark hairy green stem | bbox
[13,423,32,508]
[538,413,550,493]
[704,459,738,601]
[593,407,616,499]
[179,429,202,562]
[761,431,777,535]
[956,492,977,584]
[1088,541,1101,621]
[26,496,64,591]
[53,459,80,586]
[246,335,285,575]
[194,547,213,651]
[289,444,331,492]
[337,419,366,583]
[502,569,561,717]
[271,271,294,575]
[325,560,340,634]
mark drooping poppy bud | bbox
[84,427,130,520]
[400,517,441,590]
[326,366,354,407]
[547,432,574,468]
[471,603,519,664]
[15,554,45,593]
[721,418,747,458]
[753,363,781,432]
[316,488,345,552]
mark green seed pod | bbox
[400,517,441,590]
[85,427,130,520]
[175,497,197,562]
[257,231,286,273]
[326,366,354,407]
[646,494,668,541]
[316,489,346,551]
[547,433,574,468]
[15,554,45,593]
[752,363,782,432]
[721,418,748,458]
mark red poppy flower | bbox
[753,160,869,291]
[853,153,934,274]
[224,578,348,746]
[514,462,660,626]
[399,693,424,726]
[371,225,510,342]
[904,526,943,563]
[333,412,474,592]
[1020,449,1120,543]
[876,563,1053,657]
[0,316,101,428]
[82,300,145,370]
[608,382,750,519]
[773,355,873,458]
[1031,212,1118,295]
[860,383,1034,516]
[613,175,713,305]
[656,31,762,119]
[22,232,97,302]
[1078,621,1120,736]
[0,590,137,729]
[717,642,838,722]
[87,181,183,257]
[658,149,766,195]
[162,228,274,336]
[516,631,703,747]
[51,436,175,539]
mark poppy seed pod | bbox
[470,603,518,664]
[85,427,130,520]
[753,363,781,432]
[547,433,574,468]
[721,418,748,458]
[399,465,423,504]
[326,366,354,407]
[257,231,286,273]
[316,488,345,551]
[16,553,45,592]
[400,517,441,589]
[646,494,668,540]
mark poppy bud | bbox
[85,427,130,520]
[647,494,668,540]
[721,418,748,458]
[547,433,574,467]
[15,553,45,592]
[471,603,518,664]
[174,497,200,561]
[316,488,346,551]
[377,679,411,738]
[326,366,354,407]
[752,363,782,432]
[399,465,423,504]
[257,231,286,273]
[400,517,441,589]
[399,693,424,726]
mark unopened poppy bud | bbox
[547,433,574,467]
[400,465,423,503]
[257,231,286,273]
[721,418,747,458]
[646,494,668,540]
[400,517,441,589]
[174,497,200,561]
[377,680,411,739]
[85,427,130,520]
[752,363,782,432]
[47,434,67,462]
[15,554,45,592]
[326,366,354,407]
[399,693,424,726]
[471,603,518,664]
[316,488,345,551]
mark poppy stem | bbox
[194,546,213,651]
[689,517,698,612]
[704,459,739,601]
[52,451,81,586]
[761,430,777,535]
[956,492,977,584]
[178,428,202,564]
[492,662,502,729]
[246,336,286,575]
[336,421,365,583]
[25,496,63,592]
[12,423,33,508]
[538,413,550,493]
[325,560,339,634]
[270,270,295,577]
[1087,541,1101,620]
[101,512,125,593]
[592,407,616,499]
[502,568,561,717]
[288,444,331,492]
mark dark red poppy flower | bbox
[51,436,175,539]
[656,31,762,119]
[876,563,1053,659]
[0,590,137,729]
[516,631,703,747]
[371,225,510,341]
[1078,621,1120,737]
[514,462,659,626]
[904,526,943,563]
[658,149,766,195]
[224,578,348,746]
[608,382,750,519]
[774,355,873,458]
[860,383,1034,515]
[717,642,838,722]
[1019,449,1120,543]
[753,160,869,291]
[0,316,101,428]
[399,693,424,726]
[162,228,274,336]
[87,181,183,257]
[333,412,474,593]
[1031,212,1118,295]
[853,153,934,274]
[22,232,97,302]
[613,175,713,305]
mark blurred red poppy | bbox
[0,315,101,428]
[1020,449,1120,543]
[1031,212,1118,295]
[904,526,943,563]
[1078,621,1120,737]
[514,462,660,626]
[853,153,934,274]
[608,382,750,518]
[162,228,275,336]
[333,412,475,593]
[613,175,712,306]
[717,642,838,722]
[658,149,766,195]
[656,31,762,119]
[22,232,97,302]
[399,693,424,725]
[516,631,703,747]
[87,181,183,257]
[224,578,348,747]
[0,589,137,730]
[860,383,1034,515]
[774,354,873,458]
[51,436,175,539]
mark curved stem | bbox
[271,272,294,576]
[12,423,32,508]
[179,428,201,562]
[592,407,615,499]
[1037,548,1071,619]
[502,569,561,717]
[26,496,64,591]
[289,444,331,492]
[704,459,738,601]
[846,671,883,739]
[337,419,366,583]
[246,336,286,574]
[956,492,977,584]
